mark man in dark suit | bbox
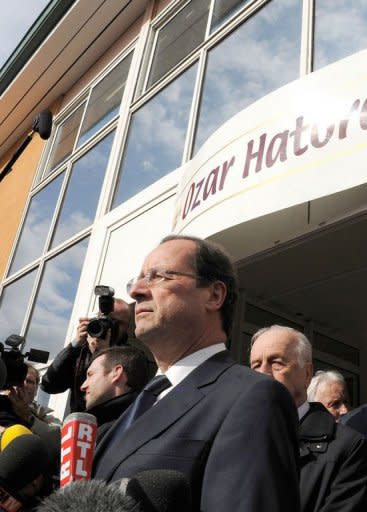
[81,346,150,431]
[250,325,367,512]
[93,235,300,511]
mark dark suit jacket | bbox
[300,402,367,512]
[93,350,300,511]
[340,404,367,438]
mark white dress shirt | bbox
[156,343,226,401]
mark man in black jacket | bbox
[250,324,367,512]
[41,298,131,412]
[81,345,150,432]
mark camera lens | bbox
[87,317,112,339]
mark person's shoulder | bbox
[335,420,367,445]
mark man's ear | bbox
[111,364,124,383]
[205,281,227,312]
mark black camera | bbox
[87,286,118,340]
[0,334,49,389]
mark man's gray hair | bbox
[307,370,346,401]
[251,325,312,367]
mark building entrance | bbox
[229,213,367,405]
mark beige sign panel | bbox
[173,49,367,237]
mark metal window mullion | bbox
[41,162,71,255]
[300,0,314,76]
[19,261,45,338]
[181,48,207,164]
[206,0,215,38]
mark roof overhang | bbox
[0,0,149,158]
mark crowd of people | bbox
[1,234,367,510]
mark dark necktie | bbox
[94,374,172,479]
[118,374,172,432]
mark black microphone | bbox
[119,469,192,512]
[32,108,53,140]
[0,434,49,511]
[36,479,141,512]
[37,470,192,512]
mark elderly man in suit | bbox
[93,235,300,511]
[250,325,367,512]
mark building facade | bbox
[0,0,366,417]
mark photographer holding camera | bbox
[41,287,131,412]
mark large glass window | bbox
[194,0,302,152]
[314,1,367,70]
[1,52,134,358]
[77,54,133,147]
[210,0,250,31]
[45,106,84,177]
[146,0,210,89]
[0,270,37,339]
[25,239,89,358]
[9,174,64,274]
[112,64,198,207]
[51,131,115,248]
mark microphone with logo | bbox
[60,412,97,487]
[37,469,192,512]
[0,434,49,511]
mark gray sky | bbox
[0,0,50,70]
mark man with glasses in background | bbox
[93,235,301,512]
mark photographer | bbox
[41,297,131,412]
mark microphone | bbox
[119,469,192,512]
[32,108,53,140]
[0,434,49,511]
[37,479,142,512]
[0,424,33,451]
[37,470,192,512]
[60,412,97,487]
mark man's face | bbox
[250,329,313,407]
[23,368,38,405]
[129,239,210,349]
[313,380,350,420]
[81,355,116,409]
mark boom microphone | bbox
[32,108,53,140]
[60,412,97,487]
[119,469,192,512]
[37,470,192,512]
[36,480,141,512]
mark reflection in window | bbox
[147,0,210,89]
[112,64,198,208]
[314,1,367,70]
[211,0,250,31]
[77,53,133,147]
[25,238,89,358]
[51,131,115,248]
[194,0,301,152]
[45,105,85,176]
[0,270,37,339]
[9,174,64,275]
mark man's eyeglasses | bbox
[126,268,197,294]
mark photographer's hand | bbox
[74,317,90,347]
[8,387,33,425]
